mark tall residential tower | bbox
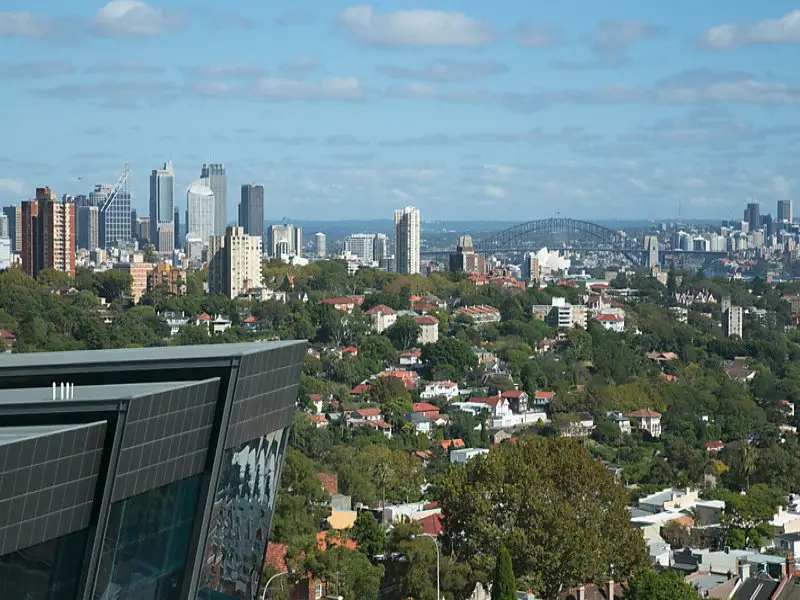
[239,184,264,239]
[186,179,216,247]
[394,206,420,274]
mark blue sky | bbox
[1,1,800,222]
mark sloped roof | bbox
[365,304,396,315]
[317,472,338,495]
[627,409,662,418]
[413,402,439,413]
[501,390,526,398]
[414,316,438,326]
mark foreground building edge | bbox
[0,341,306,600]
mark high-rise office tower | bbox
[137,216,151,243]
[0,213,7,239]
[315,232,326,258]
[208,226,263,298]
[761,214,775,239]
[3,205,22,252]
[266,224,301,257]
[187,179,216,247]
[344,233,376,263]
[373,233,389,263]
[150,161,175,253]
[78,205,99,250]
[239,184,264,239]
[744,202,760,233]
[22,187,76,279]
[778,200,793,223]
[449,234,485,274]
[201,163,227,236]
[174,208,182,250]
[90,177,131,250]
[394,206,420,274]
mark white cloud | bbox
[377,59,507,83]
[183,64,268,79]
[484,184,506,199]
[92,0,185,37]
[656,69,800,105]
[0,61,73,78]
[0,178,25,195]
[197,76,364,102]
[0,11,58,37]
[514,22,561,47]
[701,10,800,49]
[588,20,660,53]
[338,5,496,47]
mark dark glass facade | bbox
[0,530,89,600]
[94,475,202,600]
[197,428,289,600]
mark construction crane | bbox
[100,163,130,214]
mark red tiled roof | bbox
[595,313,622,322]
[350,384,371,395]
[357,407,382,418]
[317,472,338,495]
[468,396,501,407]
[627,409,662,418]
[309,393,322,401]
[424,501,440,510]
[414,450,433,460]
[372,420,392,429]
[316,532,357,552]
[413,402,439,413]
[318,296,364,306]
[458,305,500,315]
[412,302,437,313]
[414,316,438,326]
[501,390,525,398]
[197,312,211,321]
[342,346,358,354]
[436,439,465,450]
[660,373,678,382]
[307,414,328,424]
[265,542,288,571]
[365,304,397,315]
[243,316,257,323]
[0,329,15,340]
[419,513,443,536]
[705,441,725,451]
[400,348,422,357]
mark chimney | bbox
[577,585,585,600]
[740,562,751,580]
[788,553,796,578]
[608,579,614,600]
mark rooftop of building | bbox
[0,379,218,406]
[0,422,102,446]
[0,340,301,372]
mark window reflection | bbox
[197,428,288,600]
[93,474,202,600]
[0,530,88,600]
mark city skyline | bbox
[1,2,799,220]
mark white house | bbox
[606,411,632,434]
[365,304,397,333]
[467,395,512,420]
[420,381,460,401]
[595,313,625,332]
[450,448,489,465]
[404,413,433,436]
[414,315,439,344]
[500,390,529,413]
[627,409,662,438]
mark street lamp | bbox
[260,569,294,600]
[411,533,440,600]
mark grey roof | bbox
[0,380,217,405]
[404,413,431,424]
[0,340,301,371]
[0,422,104,446]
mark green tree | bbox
[143,243,158,263]
[439,437,647,598]
[491,545,516,600]
[271,449,331,553]
[624,568,699,600]
[387,316,421,350]
[99,270,133,301]
[351,511,386,561]
[302,546,384,600]
[421,337,478,380]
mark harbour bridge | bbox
[421,218,725,268]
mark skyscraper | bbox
[394,206,420,274]
[643,235,659,269]
[744,202,760,232]
[174,208,182,250]
[201,163,227,236]
[778,200,793,223]
[449,234,485,274]
[90,175,131,250]
[78,205,99,250]
[373,233,389,263]
[22,187,76,279]
[186,179,216,247]
[150,161,175,253]
[3,205,22,252]
[208,226,263,298]
[344,233,376,263]
[0,213,7,239]
[315,232,326,258]
[239,184,264,239]
[266,224,301,257]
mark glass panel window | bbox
[197,428,289,600]
[0,530,89,600]
[93,474,202,600]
